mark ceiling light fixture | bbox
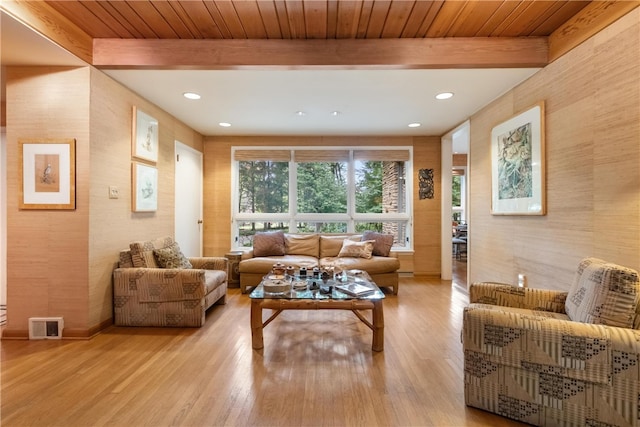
[183,92,201,100]
[295,111,306,116]
[219,122,231,127]
[435,92,454,100]
[330,111,341,116]
[408,123,421,128]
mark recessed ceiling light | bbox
[435,92,454,100]
[295,111,306,116]
[330,111,341,116]
[183,92,201,100]
[408,123,421,128]
[219,122,231,127]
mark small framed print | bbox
[132,106,158,163]
[132,162,158,212]
[19,138,76,210]
[491,102,546,215]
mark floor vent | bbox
[28,317,64,340]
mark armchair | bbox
[463,258,640,426]
[113,237,228,327]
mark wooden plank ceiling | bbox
[3,1,638,68]
[46,0,590,40]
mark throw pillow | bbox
[130,236,175,268]
[154,242,193,269]
[338,239,374,259]
[565,257,640,328]
[362,231,394,257]
[253,231,286,257]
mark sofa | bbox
[463,257,640,426]
[238,231,400,294]
[113,236,228,327]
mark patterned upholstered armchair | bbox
[113,236,228,327]
[463,257,640,426]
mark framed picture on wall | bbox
[132,162,158,212]
[132,106,158,163]
[491,101,546,215]
[19,138,76,210]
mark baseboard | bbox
[1,318,113,340]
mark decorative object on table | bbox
[132,106,158,163]
[132,162,158,212]
[18,138,76,210]
[418,168,434,200]
[491,101,546,215]
[262,278,289,294]
[271,262,286,276]
[335,282,376,297]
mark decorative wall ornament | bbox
[132,106,158,163]
[419,168,434,199]
[132,162,158,212]
[491,101,546,215]
[19,138,76,210]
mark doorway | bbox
[174,141,203,257]
[441,121,469,283]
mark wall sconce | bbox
[419,169,434,199]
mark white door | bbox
[175,141,203,257]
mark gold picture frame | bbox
[132,162,158,212]
[132,106,158,163]
[491,102,546,215]
[19,138,76,210]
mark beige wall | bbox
[5,66,203,338]
[469,9,640,290]
[203,135,441,275]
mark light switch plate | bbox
[109,186,119,199]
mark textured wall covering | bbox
[468,9,640,290]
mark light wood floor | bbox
[1,261,524,426]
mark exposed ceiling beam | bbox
[549,0,639,62]
[92,38,548,70]
[0,0,92,64]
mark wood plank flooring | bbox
[1,262,525,426]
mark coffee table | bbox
[249,272,385,351]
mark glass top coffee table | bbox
[249,271,385,351]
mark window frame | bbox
[231,146,413,251]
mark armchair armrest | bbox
[188,257,228,271]
[113,268,206,302]
[469,281,568,313]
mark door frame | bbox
[174,141,203,257]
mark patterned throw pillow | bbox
[153,243,192,269]
[253,231,286,257]
[338,239,375,259]
[362,231,394,257]
[565,257,640,328]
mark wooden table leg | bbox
[250,300,264,350]
[371,300,384,352]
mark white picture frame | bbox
[132,162,158,212]
[491,102,546,215]
[132,106,158,163]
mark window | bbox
[232,147,412,250]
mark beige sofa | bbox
[113,236,228,327]
[239,232,400,295]
[463,258,640,426]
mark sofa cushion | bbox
[285,234,319,257]
[130,236,175,268]
[338,239,374,259]
[154,242,193,269]
[204,270,227,294]
[321,256,399,274]
[239,255,318,274]
[319,235,361,258]
[253,231,286,257]
[362,231,394,257]
[565,257,640,328]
